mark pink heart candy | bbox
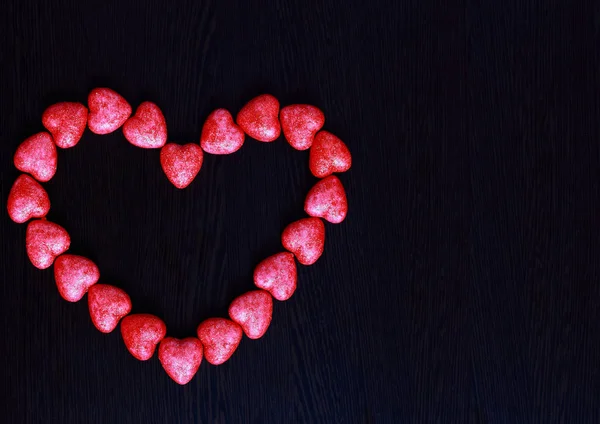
[253,252,297,301]
[236,94,281,142]
[13,132,57,182]
[196,318,243,365]
[200,108,245,154]
[159,143,203,189]
[123,101,167,148]
[309,131,352,178]
[280,104,325,150]
[228,290,273,339]
[121,314,167,361]
[42,102,88,148]
[304,175,348,224]
[88,284,132,333]
[7,174,51,224]
[87,88,132,135]
[25,219,70,269]
[54,254,100,302]
[281,217,325,265]
[158,337,204,385]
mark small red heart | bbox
[196,318,243,365]
[281,217,325,265]
[304,175,348,224]
[13,132,57,182]
[253,252,297,301]
[26,219,70,269]
[158,337,204,385]
[42,102,88,148]
[280,105,325,150]
[121,314,167,361]
[309,131,352,178]
[87,88,132,135]
[54,254,100,302]
[123,101,167,148]
[236,94,281,142]
[88,284,132,333]
[7,175,51,224]
[228,290,273,339]
[159,143,203,189]
[200,109,245,154]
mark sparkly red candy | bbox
[160,143,203,189]
[280,104,325,150]
[200,109,245,154]
[197,318,243,365]
[87,88,132,135]
[309,131,352,178]
[123,101,167,149]
[253,252,297,301]
[7,174,51,224]
[88,284,132,333]
[281,217,326,265]
[236,94,281,142]
[42,102,88,148]
[158,337,203,385]
[53,254,100,302]
[121,314,167,361]
[26,219,70,269]
[13,132,57,182]
[304,175,348,224]
[229,290,273,339]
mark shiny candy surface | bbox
[281,217,325,265]
[228,290,273,339]
[26,219,70,269]
[54,254,100,302]
[42,102,88,148]
[88,284,132,333]
[159,143,203,189]
[200,109,245,154]
[253,252,297,301]
[14,132,57,182]
[280,104,325,150]
[121,314,167,361]
[87,88,132,134]
[304,175,348,224]
[309,131,352,178]
[123,101,167,148]
[197,318,243,365]
[158,337,203,385]
[236,94,281,142]
[7,174,51,224]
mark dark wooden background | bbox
[1,0,600,423]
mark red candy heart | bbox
[123,101,167,148]
[87,88,132,135]
[54,254,100,302]
[200,109,245,154]
[13,132,57,182]
[158,337,204,385]
[26,219,70,269]
[281,217,325,265]
[304,175,348,224]
[253,252,297,301]
[236,94,281,142]
[7,174,51,224]
[88,284,132,333]
[309,131,352,178]
[280,105,325,150]
[159,143,203,189]
[196,318,243,365]
[42,102,88,148]
[228,290,273,339]
[121,314,167,361]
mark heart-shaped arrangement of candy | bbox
[8,88,351,385]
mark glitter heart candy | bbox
[42,102,88,148]
[158,337,204,385]
[236,94,281,142]
[160,143,203,189]
[281,217,325,265]
[253,252,297,301]
[13,132,58,182]
[196,318,243,365]
[123,101,167,148]
[228,290,273,339]
[87,88,132,135]
[309,131,352,178]
[280,104,325,150]
[121,314,167,361]
[200,108,245,154]
[304,175,348,224]
[53,254,100,302]
[26,219,70,269]
[7,174,51,224]
[88,284,132,333]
